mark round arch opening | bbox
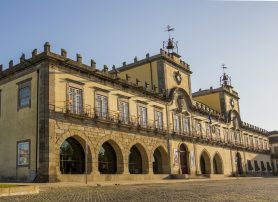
[129,144,149,174]
[153,146,169,174]
[200,151,211,174]
[236,152,243,175]
[213,153,223,174]
[60,137,85,174]
[98,142,117,174]
[180,144,190,174]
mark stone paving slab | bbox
[0,177,277,201]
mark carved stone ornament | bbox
[174,71,182,85]
[177,95,186,112]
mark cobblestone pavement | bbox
[1,178,278,202]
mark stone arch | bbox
[97,139,124,174]
[58,134,93,174]
[152,145,170,174]
[200,149,211,174]
[128,143,149,174]
[213,152,223,174]
[179,143,190,174]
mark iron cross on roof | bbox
[165,25,175,38]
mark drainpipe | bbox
[35,68,40,181]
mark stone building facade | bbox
[269,131,278,175]
[0,41,273,182]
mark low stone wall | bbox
[57,174,170,182]
[0,185,38,197]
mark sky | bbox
[0,0,277,131]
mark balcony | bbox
[48,104,270,154]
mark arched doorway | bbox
[129,145,143,174]
[153,148,162,174]
[153,146,169,174]
[236,152,243,175]
[60,137,85,174]
[98,142,117,174]
[213,153,223,174]
[180,144,190,174]
[200,151,211,174]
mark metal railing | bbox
[49,103,270,152]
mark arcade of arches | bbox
[59,136,227,177]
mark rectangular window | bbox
[195,121,202,136]
[17,140,30,167]
[18,80,31,109]
[154,110,163,130]
[95,94,108,118]
[138,106,147,127]
[182,116,190,134]
[206,123,211,138]
[68,87,83,115]
[119,100,129,124]
[215,127,221,140]
[223,128,229,143]
[173,113,180,133]
[246,134,249,147]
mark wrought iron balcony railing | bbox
[48,103,270,153]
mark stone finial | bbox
[146,53,150,59]
[61,48,67,57]
[103,65,108,73]
[32,49,37,57]
[123,62,126,66]
[112,65,119,77]
[9,60,13,69]
[134,56,138,62]
[76,54,82,64]
[44,42,51,53]
[0,64,3,72]
[90,59,96,70]
[20,53,25,63]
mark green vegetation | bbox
[0,184,19,188]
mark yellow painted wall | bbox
[52,66,168,129]
[118,62,157,91]
[0,71,38,180]
[193,93,221,112]
[164,63,190,95]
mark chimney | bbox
[9,60,13,69]
[0,64,3,72]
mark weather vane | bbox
[221,64,227,72]
[165,25,175,38]
[220,64,232,87]
[163,25,178,53]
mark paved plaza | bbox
[1,178,278,202]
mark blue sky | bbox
[0,0,277,131]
